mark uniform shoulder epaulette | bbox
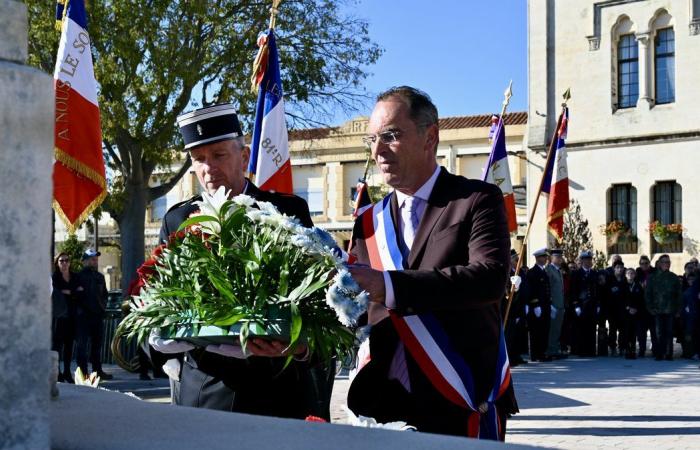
[164,195,201,215]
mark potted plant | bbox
[649,221,683,245]
[600,220,632,245]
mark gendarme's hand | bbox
[246,338,308,359]
[348,266,385,304]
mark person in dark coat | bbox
[75,249,112,379]
[622,268,645,359]
[605,261,627,356]
[346,87,517,440]
[636,255,657,357]
[525,248,552,362]
[150,104,333,421]
[569,251,599,357]
[645,254,683,360]
[51,252,83,383]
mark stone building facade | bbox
[527,0,700,268]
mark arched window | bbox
[617,35,639,109]
[606,184,637,254]
[651,181,682,253]
[611,16,637,111]
[654,28,675,104]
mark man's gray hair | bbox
[376,86,439,132]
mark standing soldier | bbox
[605,261,627,356]
[506,249,528,366]
[545,249,566,359]
[526,248,552,362]
[570,251,599,357]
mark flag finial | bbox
[502,80,513,112]
[269,0,282,29]
[562,88,571,105]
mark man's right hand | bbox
[148,333,195,354]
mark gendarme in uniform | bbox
[157,104,332,419]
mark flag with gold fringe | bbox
[53,0,106,233]
[542,107,570,241]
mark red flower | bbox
[304,415,328,423]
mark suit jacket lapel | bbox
[407,168,450,268]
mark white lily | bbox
[344,406,416,431]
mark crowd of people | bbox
[505,249,699,365]
[50,249,114,383]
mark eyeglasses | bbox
[58,259,70,263]
[362,129,402,148]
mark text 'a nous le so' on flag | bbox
[247,29,293,194]
[53,0,106,233]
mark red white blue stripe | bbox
[483,115,517,233]
[542,107,570,240]
[356,195,511,439]
[248,29,293,194]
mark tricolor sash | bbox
[357,194,511,440]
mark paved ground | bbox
[86,346,700,450]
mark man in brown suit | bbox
[347,86,518,439]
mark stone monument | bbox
[0,1,54,448]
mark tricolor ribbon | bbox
[356,194,511,440]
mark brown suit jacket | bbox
[347,167,517,434]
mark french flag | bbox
[52,0,106,233]
[248,29,293,194]
[542,107,570,241]
[483,115,517,233]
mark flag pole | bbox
[269,0,282,29]
[503,88,571,327]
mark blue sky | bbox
[337,0,528,122]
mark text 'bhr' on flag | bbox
[248,29,293,194]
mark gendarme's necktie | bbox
[401,196,419,255]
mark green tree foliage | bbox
[57,234,87,273]
[26,0,381,291]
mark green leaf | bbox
[289,302,302,346]
[176,215,219,232]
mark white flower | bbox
[344,406,415,431]
[337,269,361,292]
[195,186,230,216]
[256,201,280,215]
[232,194,255,208]
[246,210,265,222]
[290,234,314,250]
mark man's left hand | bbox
[246,338,308,358]
[348,266,386,304]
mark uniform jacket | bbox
[346,168,517,434]
[545,264,564,309]
[570,268,599,316]
[526,265,551,309]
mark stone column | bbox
[0,1,54,448]
[635,32,653,109]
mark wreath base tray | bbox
[163,320,291,347]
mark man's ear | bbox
[424,123,439,154]
[241,145,251,171]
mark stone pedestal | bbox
[0,1,54,448]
